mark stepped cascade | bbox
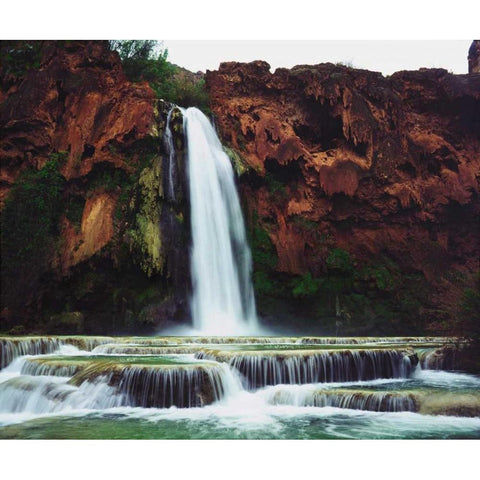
[1,335,479,439]
[181,107,258,335]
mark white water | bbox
[163,106,176,201]
[0,336,479,439]
[181,107,258,335]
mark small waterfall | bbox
[196,349,416,389]
[0,337,113,369]
[69,362,241,409]
[0,338,62,369]
[21,358,81,378]
[91,344,205,355]
[262,385,418,412]
[0,361,242,412]
[181,107,258,335]
[419,347,458,370]
[163,106,177,201]
[296,337,458,345]
[0,375,124,414]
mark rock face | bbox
[1,41,155,202]
[0,41,190,333]
[206,61,480,334]
[468,40,480,74]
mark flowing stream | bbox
[0,336,479,439]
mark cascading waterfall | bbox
[181,107,258,335]
[196,349,416,389]
[261,385,418,412]
[1,336,479,438]
[0,337,113,369]
[0,338,62,369]
[163,106,177,201]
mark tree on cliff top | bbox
[109,40,209,111]
[109,40,176,98]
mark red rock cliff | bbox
[206,61,480,332]
[0,41,189,333]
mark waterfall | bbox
[0,337,113,369]
[262,385,418,412]
[181,107,258,335]
[196,349,416,389]
[163,106,176,201]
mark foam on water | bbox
[0,336,478,437]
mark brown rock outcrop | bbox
[0,41,156,204]
[0,41,189,333]
[58,192,118,272]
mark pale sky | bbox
[5,1,477,77]
[163,40,472,75]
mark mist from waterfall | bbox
[181,107,259,335]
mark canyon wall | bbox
[1,40,478,336]
[1,41,190,334]
[206,59,480,334]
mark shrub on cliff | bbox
[109,40,209,112]
[109,40,176,98]
[0,41,43,79]
[1,160,65,315]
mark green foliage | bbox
[250,214,277,270]
[0,41,43,78]
[458,273,480,340]
[253,271,276,296]
[65,195,86,228]
[109,40,210,112]
[361,264,396,291]
[50,151,69,164]
[169,77,210,113]
[223,146,250,177]
[291,215,318,232]
[87,168,129,193]
[126,161,165,277]
[291,272,320,298]
[109,40,174,87]
[1,160,65,309]
[326,248,353,273]
[265,173,287,200]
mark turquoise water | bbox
[1,405,479,439]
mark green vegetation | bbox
[49,151,69,164]
[0,41,43,78]
[126,160,165,277]
[65,195,86,228]
[265,173,287,201]
[250,213,277,270]
[1,160,65,311]
[291,215,318,232]
[248,220,432,334]
[109,40,210,112]
[458,273,480,340]
[291,273,320,298]
[223,146,250,177]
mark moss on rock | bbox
[127,159,165,276]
